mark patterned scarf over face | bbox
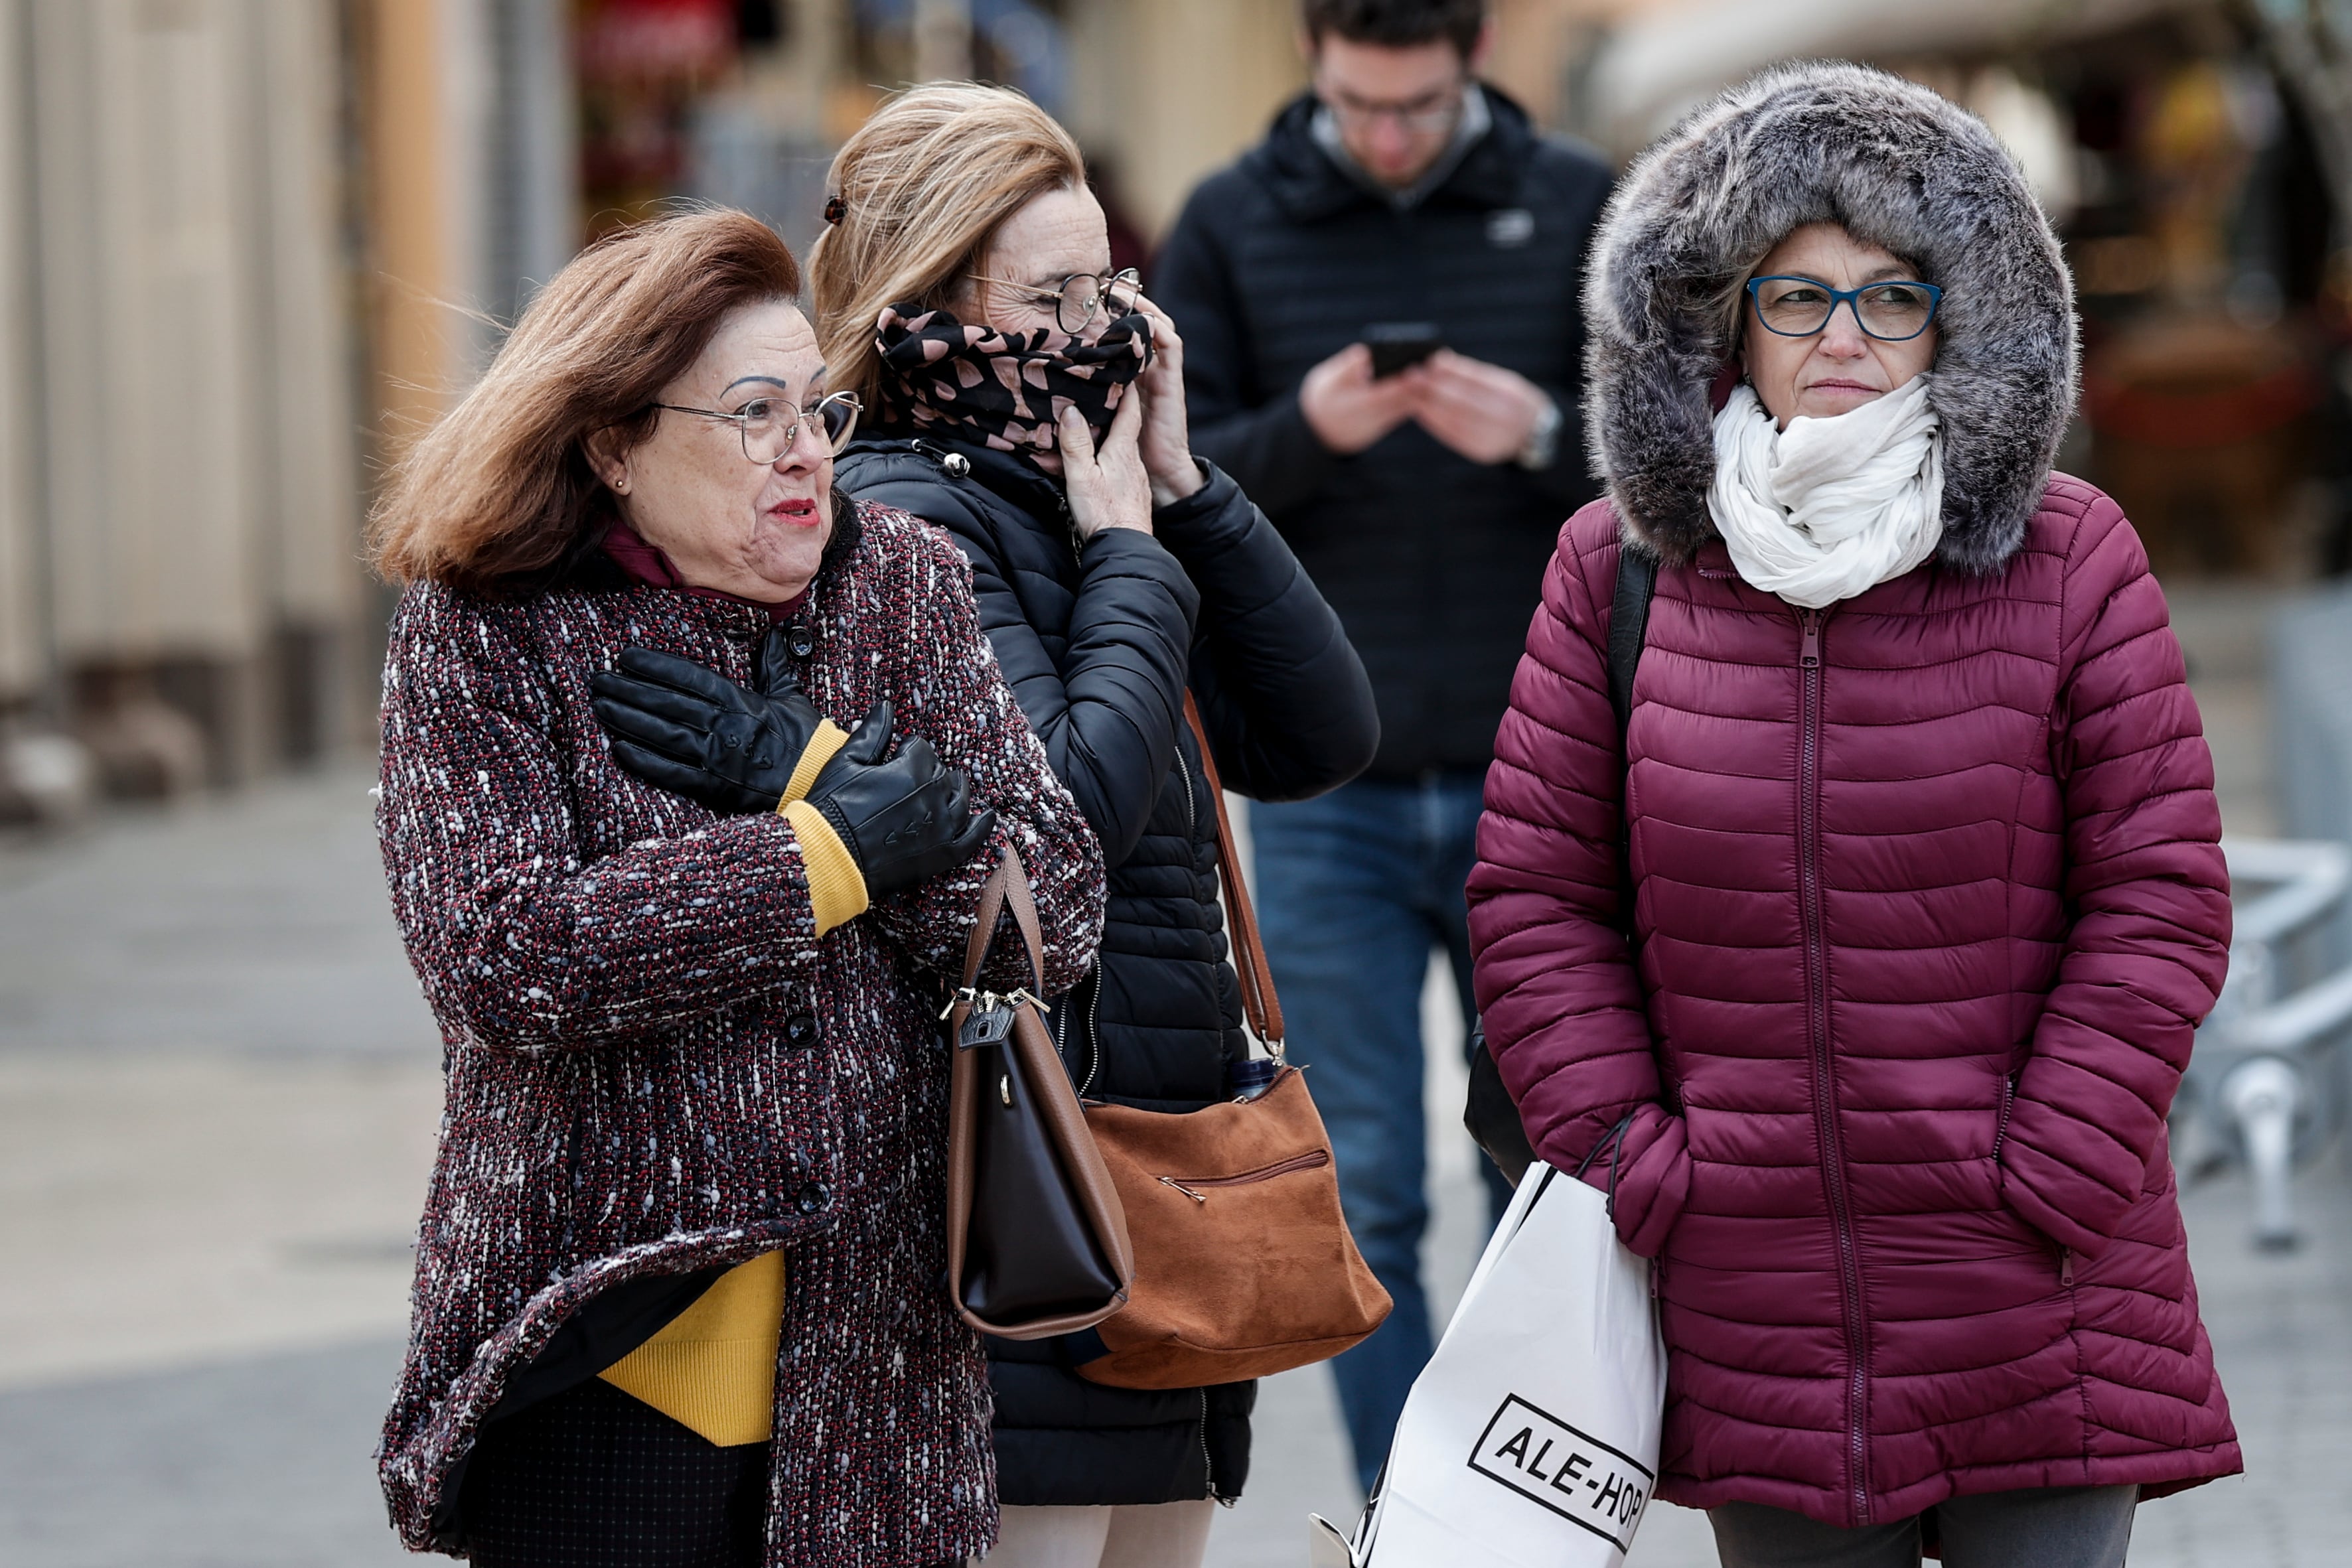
[873,304,1151,466]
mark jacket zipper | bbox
[1797,608,1872,1526]
[1993,1074,2016,1163]
[1155,1149,1331,1204]
[1076,957,1104,1096]
[1178,743,1198,838]
[1198,1388,1224,1502]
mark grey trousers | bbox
[1710,1485,2138,1568]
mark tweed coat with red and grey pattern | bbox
[373,499,1105,1565]
[1466,64,2237,1530]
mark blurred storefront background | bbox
[0,0,2348,829]
[1581,0,2352,585]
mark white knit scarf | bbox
[1707,376,1945,608]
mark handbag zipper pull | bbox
[1157,1176,1210,1204]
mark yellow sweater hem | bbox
[599,1251,785,1447]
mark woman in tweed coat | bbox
[368,211,1104,1567]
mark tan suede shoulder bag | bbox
[1070,695,1392,1390]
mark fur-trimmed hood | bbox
[1584,61,2078,573]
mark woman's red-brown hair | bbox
[369,209,802,597]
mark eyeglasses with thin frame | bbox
[1746,275,1943,342]
[1318,76,1467,135]
[650,390,862,464]
[964,267,1143,336]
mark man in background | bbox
[1151,0,1614,1490]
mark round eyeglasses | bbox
[650,390,862,464]
[1746,276,1943,342]
[964,267,1143,336]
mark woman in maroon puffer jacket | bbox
[1467,64,2236,1568]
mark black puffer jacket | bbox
[834,431,1377,1507]
[1153,87,1613,777]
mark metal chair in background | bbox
[2177,838,2352,1249]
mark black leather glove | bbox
[589,642,825,815]
[805,701,996,897]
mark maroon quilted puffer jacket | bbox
[1469,62,2241,1528]
[1467,481,2238,1524]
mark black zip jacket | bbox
[1151,88,1614,778]
[834,432,1377,1506]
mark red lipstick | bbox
[771,497,822,528]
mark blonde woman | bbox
[368,209,1104,1568]
[812,86,1378,1568]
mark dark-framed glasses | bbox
[652,390,861,464]
[1319,79,1467,135]
[1746,275,1943,342]
[965,267,1143,335]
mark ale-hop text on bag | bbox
[1469,1393,1653,1552]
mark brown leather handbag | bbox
[1071,696,1392,1390]
[944,847,1135,1339]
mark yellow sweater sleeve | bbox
[778,719,851,806]
[782,800,869,935]
[769,718,867,935]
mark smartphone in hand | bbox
[1364,322,1442,379]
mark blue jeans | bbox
[1251,770,1510,1493]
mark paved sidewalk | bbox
[0,766,437,1566]
[1208,1143,2352,1568]
[1,578,2345,1567]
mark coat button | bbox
[795,1182,830,1215]
[786,626,816,660]
[783,1012,818,1049]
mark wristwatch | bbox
[1516,395,1564,470]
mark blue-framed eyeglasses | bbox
[1745,275,1943,342]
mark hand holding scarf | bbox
[873,304,1152,470]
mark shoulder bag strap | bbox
[1183,691,1284,1054]
[959,846,1046,995]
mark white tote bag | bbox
[1313,1142,1668,1568]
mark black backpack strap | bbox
[1463,1017,1533,1188]
[1607,545,1658,733]
[1465,540,1661,1188]
[1606,544,1657,940]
